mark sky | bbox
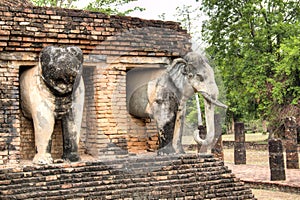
[75,0,201,22]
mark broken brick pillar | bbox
[284,117,299,169]
[197,125,207,154]
[234,122,246,165]
[268,138,286,181]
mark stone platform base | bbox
[0,154,255,199]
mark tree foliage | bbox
[274,32,300,105]
[84,0,144,15]
[31,0,78,8]
[200,0,300,132]
[174,4,203,43]
[30,0,144,15]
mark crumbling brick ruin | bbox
[0,3,257,199]
[0,2,191,165]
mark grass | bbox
[224,148,269,166]
[224,146,300,166]
[222,132,268,142]
[183,132,269,145]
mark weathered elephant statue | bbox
[20,46,85,164]
[127,52,227,154]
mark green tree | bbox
[200,0,300,133]
[31,0,144,15]
[84,0,144,15]
[31,0,78,8]
[273,29,300,106]
[174,4,203,44]
[267,26,300,135]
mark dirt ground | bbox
[252,189,300,200]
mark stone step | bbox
[1,166,233,193]
[2,173,253,199]
[0,154,256,199]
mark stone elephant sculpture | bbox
[20,46,85,164]
[127,52,227,154]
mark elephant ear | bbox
[67,46,83,64]
[40,46,53,67]
[168,58,187,73]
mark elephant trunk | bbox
[193,93,227,153]
[193,99,215,151]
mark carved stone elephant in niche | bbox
[127,52,227,154]
[20,46,85,164]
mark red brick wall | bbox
[0,5,190,56]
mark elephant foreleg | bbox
[32,110,55,165]
[62,117,80,162]
[62,79,84,162]
[172,103,186,154]
[157,116,176,155]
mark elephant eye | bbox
[155,99,163,104]
[197,74,204,82]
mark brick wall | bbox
[0,4,191,164]
[0,5,190,55]
[0,61,20,165]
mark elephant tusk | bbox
[200,92,228,109]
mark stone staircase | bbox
[0,154,255,199]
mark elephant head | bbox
[39,46,83,96]
[182,52,227,149]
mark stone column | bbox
[212,114,224,160]
[268,138,286,181]
[284,117,299,169]
[234,122,246,165]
